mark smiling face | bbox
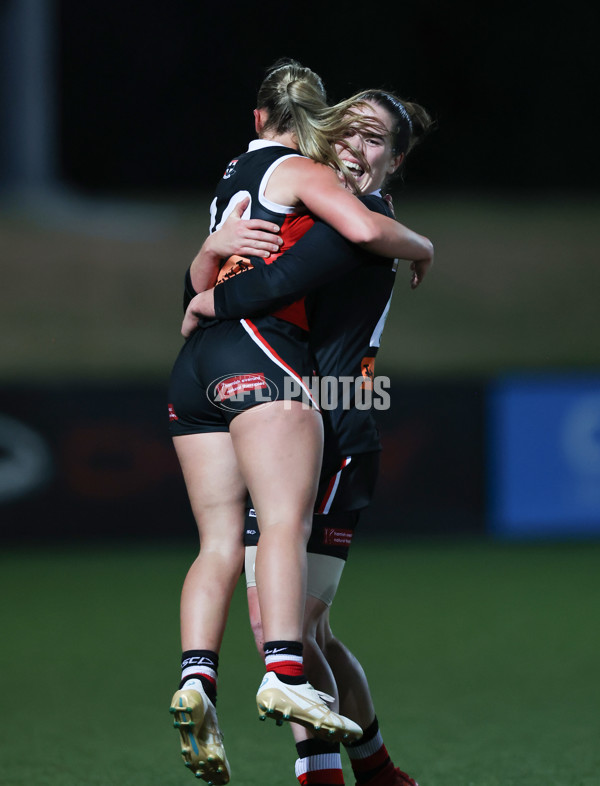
[335,100,404,195]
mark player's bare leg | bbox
[318,608,375,728]
[170,431,246,783]
[174,431,246,652]
[232,403,360,741]
[230,401,322,644]
[291,595,346,783]
[320,610,418,786]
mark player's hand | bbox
[382,193,431,288]
[181,292,216,337]
[208,197,283,258]
[410,255,433,289]
[181,308,200,338]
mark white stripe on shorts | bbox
[320,456,352,514]
[239,318,319,409]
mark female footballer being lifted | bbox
[168,60,433,784]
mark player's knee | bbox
[259,514,312,544]
[200,538,245,567]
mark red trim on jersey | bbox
[273,299,309,331]
[264,213,315,330]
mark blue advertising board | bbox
[489,374,600,538]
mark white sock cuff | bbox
[294,752,343,777]
[265,652,303,668]
[181,664,217,683]
[345,729,384,759]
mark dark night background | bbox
[1,10,599,782]
[55,0,599,195]
[1,1,599,542]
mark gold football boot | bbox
[256,671,363,743]
[169,681,230,784]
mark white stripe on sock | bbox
[265,653,303,668]
[295,753,343,777]
[181,665,217,682]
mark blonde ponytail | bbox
[256,59,385,189]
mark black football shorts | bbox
[244,450,380,560]
[168,316,318,435]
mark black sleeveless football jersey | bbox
[212,192,398,455]
[184,139,315,329]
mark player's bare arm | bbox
[276,157,434,264]
[189,197,282,292]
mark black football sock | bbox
[264,640,306,684]
[179,649,219,705]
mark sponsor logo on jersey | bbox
[360,357,375,390]
[168,403,178,421]
[322,528,354,547]
[216,254,254,285]
[223,159,238,179]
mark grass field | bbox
[1,189,599,381]
[1,539,598,786]
[1,190,599,784]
